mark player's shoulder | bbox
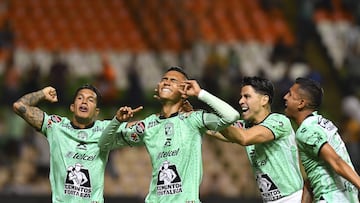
[178,110,206,120]
[267,112,289,120]
[264,113,291,126]
[45,114,68,124]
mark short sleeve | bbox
[296,127,327,157]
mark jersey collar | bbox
[159,112,179,119]
[70,121,95,129]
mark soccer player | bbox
[207,76,304,202]
[284,77,360,202]
[13,84,141,203]
[99,66,240,203]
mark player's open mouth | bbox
[161,88,172,93]
[241,107,249,113]
[79,106,88,112]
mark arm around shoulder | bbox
[198,89,240,123]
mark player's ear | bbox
[261,95,270,106]
[95,108,100,116]
[70,104,75,112]
[297,98,306,110]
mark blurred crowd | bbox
[0,0,359,200]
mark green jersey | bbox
[99,89,240,203]
[296,112,358,202]
[239,113,303,202]
[120,111,233,203]
[40,113,127,203]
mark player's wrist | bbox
[197,89,206,98]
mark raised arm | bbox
[320,143,360,190]
[13,86,58,131]
[181,80,240,128]
[98,106,143,151]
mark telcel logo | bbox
[66,152,96,161]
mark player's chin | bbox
[283,108,291,117]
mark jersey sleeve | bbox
[98,117,141,151]
[259,114,293,140]
[198,90,240,131]
[296,126,327,157]
[40,112,62,138]
[120,120,146,147]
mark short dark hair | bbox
[166,66,189,79]
[295,77,323,110]
[242,76,274,104]
[73,84,102,106]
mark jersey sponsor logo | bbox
[256,173,282,201]
[130,133,140,142]
[135,122,145,134]
[148,120,160,128]
[233,120,244,128]
[60,123,73,130]
[77,142,87,150]
[156,161,182,196]
[51,115,62,123]
[64,163,92,198]
[66,151,96,161]
[300,128,307,133]
[317,117,336,131]
[46,117,59,128]
[157,148,180,160]
[92,126,103,133]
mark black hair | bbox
[166,66,189,79]
[242,76,274,104]
[73,84,102,107]
[295,77,323,110]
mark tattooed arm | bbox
[13,86,58,131]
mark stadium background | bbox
[0,0,360,202]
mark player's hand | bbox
[180,80,201,98]
[179,99,193,112]
[42,86,58,103]
[116,106,143,122]
[153,87,160,100]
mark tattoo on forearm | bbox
[18,90,44,106]
[18,105,26,114]
[15,91,45,130]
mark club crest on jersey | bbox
[135,122,145,134]
[165,123,174,136]
[77,131,88,140]
[164,122,174,147]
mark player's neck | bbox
[160,102,182,118]
[72,117,95,129]
[296,110,314,126]
[253,110,271,124]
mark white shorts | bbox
[266,190,303,203]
